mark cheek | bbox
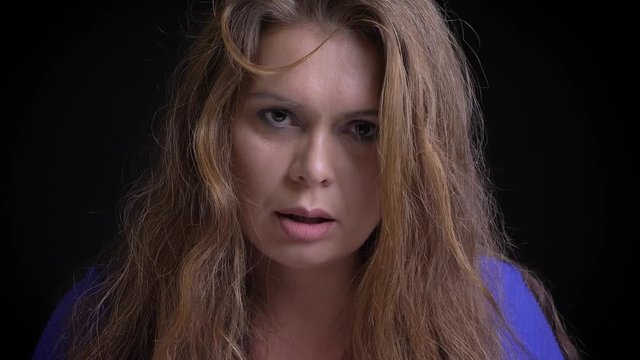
[232,125,285,199]
[345,153,381,217]
[232,125,258,191]
[366,164,382,217]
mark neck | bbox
[252,254,358,325]
[249,255,358,359]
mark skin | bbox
[231,23,383,359]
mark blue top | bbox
[33,260,564,359]
[482,258,565,360]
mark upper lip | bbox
[277,207,335,220]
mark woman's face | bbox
[232,23,382,270]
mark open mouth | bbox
[276,211,335,241]
[277,213,333,224]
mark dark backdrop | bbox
[8,1,628,358]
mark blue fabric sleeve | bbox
[32,267,98,360]
[483,258,565,360]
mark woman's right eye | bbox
[258,109,294,127]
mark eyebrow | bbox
[246,92,302,108]
[246,91,379,119]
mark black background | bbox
[8,0,628,358]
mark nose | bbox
[288,129,334,187]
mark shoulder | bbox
[32,266,101,360]
[481,257,565,360]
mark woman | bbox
[34,0,579,359]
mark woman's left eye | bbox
[349,121,378,143]
[258,109,294,127]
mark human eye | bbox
[348,120,378,143]
[257,109,296,128]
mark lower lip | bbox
[277,214,334,242]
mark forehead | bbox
[245,23,383,112]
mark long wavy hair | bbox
[66,0,578,359]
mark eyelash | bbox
[351,121,378,143]
[257,109,378,143]
[258,109,296,127]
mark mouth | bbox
[275,206,336,222]
[275,211,336,242]
[276,212,334,224]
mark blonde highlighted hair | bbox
[66,0,578,359]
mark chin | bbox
[260,246,357,272]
